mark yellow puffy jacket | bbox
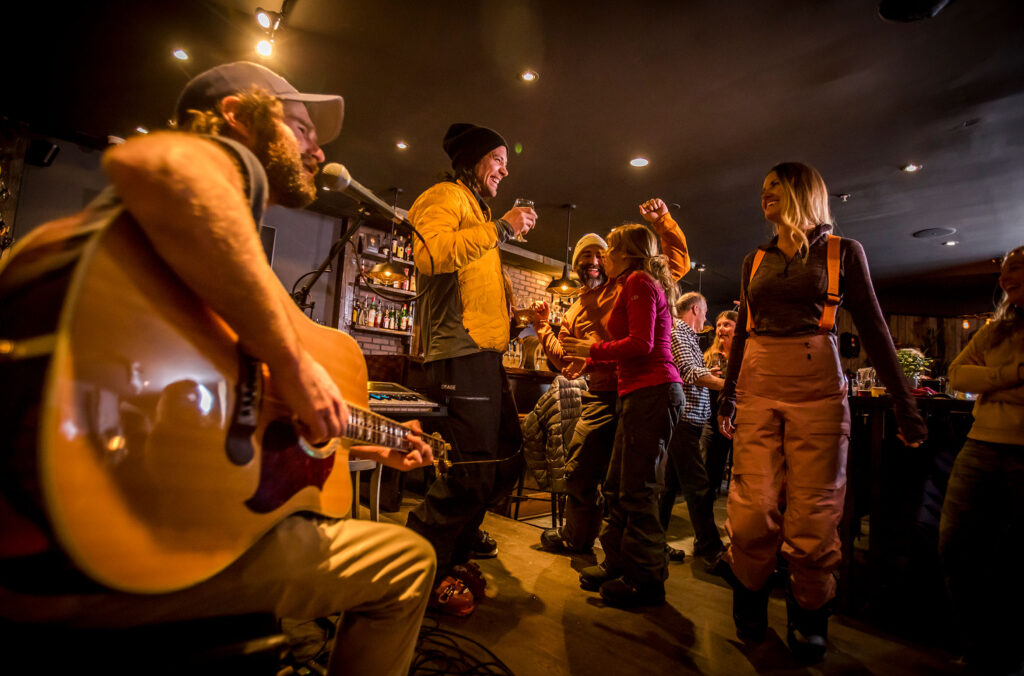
[411,179,511,362]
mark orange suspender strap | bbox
[818,234,841,332]
[744,249,767,334]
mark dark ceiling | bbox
[5,0,1023,316]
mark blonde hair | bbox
[767,162,833,260]
[606,223,677,311]
[704,310,738,367]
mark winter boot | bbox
[786,594,830,663]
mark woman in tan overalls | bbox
[717,162,927,662]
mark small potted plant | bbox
[896,348,932,388]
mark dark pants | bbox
[406,352,523,572]
[700,418,732,497]
[560,389,618,550]
[659,420,724,556]
[938,438,1024,673]
[600,382,684,584]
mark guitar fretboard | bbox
[342,406,446,455]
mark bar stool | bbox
[348,458,383,521]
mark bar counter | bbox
[840,393,974,633]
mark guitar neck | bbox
[343,406,445,455]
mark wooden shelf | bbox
[354,280,416,298]
[349,324,413,337]
[361,250,414,265]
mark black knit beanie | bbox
[442,123,507,171]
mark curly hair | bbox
[176,87,283,138]
[606,223,677,312]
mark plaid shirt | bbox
[670,318,712,424]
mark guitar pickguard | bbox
[244,419,335,514]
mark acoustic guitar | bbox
[0,212,448,594]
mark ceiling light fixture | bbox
[256,39,274,57]
[546,204,583,298]
[630,157,649,168]
[520,70,538,82]
[941,240,959,247]
[254,2,292,58]
[136,126,149,134]
[396,141,408,150]
[962,319,970,330]
[172,48,189,61]
[255,8,283,31]
[901,163,923,172]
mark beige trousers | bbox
[1,516,436,676]
[725,334,850,610]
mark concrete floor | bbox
[373,495,962,676]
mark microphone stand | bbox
[291,215,362,315]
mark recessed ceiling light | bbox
[630,157,649,167]
[941,240,958,247]
[901,163,923,172]
[396,141,408,150]
[256,39,274,57]
[520,70,538,82]
[172,49,189,61]
[136,126,149,134]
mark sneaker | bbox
[540,528,592,555]
[599,577,666,608]
[469,530,497,559]
[428,576,476,617]
[451,561,487,600]
[579,563,619,591]
[665,544,687,563]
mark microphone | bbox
[319,163,404,224]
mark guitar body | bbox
[1,214,367,594]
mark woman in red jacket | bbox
[563,204,684,608]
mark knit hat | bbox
[442,123,507,171]
[572,233,609,267]
[175,61,345,144]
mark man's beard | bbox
[252,120,318,208]
[576,263,607,289]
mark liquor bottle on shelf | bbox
[401,267,409,291]
[365,297,375,328]
[351,296,361,326]
[384,304,392,330]
[404,239,412,260]
[400,304,409,331]
[392,235,400,257]
[409,270,417,292]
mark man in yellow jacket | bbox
[406,123,535,616]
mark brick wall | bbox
[505,265,555,307]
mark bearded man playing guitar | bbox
[0,62,437,676]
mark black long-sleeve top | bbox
[719,224,927,443]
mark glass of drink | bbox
[512,198,534,243]
[513,306,536,328]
